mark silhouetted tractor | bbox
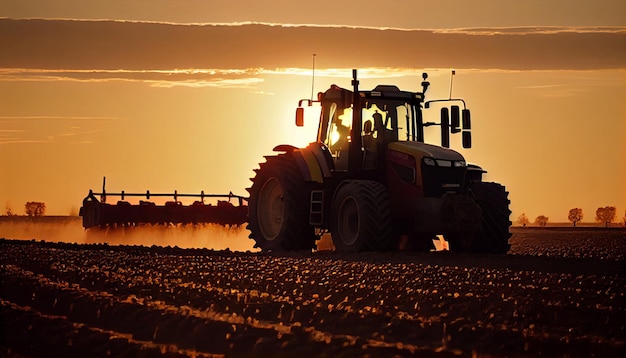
[247,70,511,253]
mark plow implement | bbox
[79,178,248,229]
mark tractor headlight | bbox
[424,158,466,167]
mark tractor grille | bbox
[421,164,465,197]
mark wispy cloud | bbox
[0,117,109,145]
[515,78,625,98]
[433,26,626,36]
[0,115,120,121]
[0,139,52,144]
[265,67,417,78]
[3,67,623,92]
[0,128,51,144]
[516,84,586,98]
[0,135,97,145]
[0,67,454,86]
[148,77,264,88]
[1,67,407,86]
[0,68,265,88]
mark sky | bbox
[0,0,625,223]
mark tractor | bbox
[247,69,511,253]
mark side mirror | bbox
[440,107,450,148]
[462,131,472,148]
[295,107,304,127]
[450,105,461,133]
[462,109,471,130]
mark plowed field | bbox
[1,228,624,357]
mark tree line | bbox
[4,201,626,226]
[517,207,625,227]
[4,202,47,217]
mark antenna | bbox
[449,69,455,99]
[311,53,317,101]
[101,176,107,203]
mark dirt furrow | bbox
[2,264,446,357]
[0,300,219,358]
[1,230,624,357]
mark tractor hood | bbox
[388,141,465,162]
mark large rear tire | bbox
[470,182,512,253]
[247,154,316,251]
[330,180,395,252]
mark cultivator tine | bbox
[80,178,248,229]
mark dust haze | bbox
[0,217,257,252]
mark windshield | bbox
[318,96,422,158]
[362,99,420,143]
[320,102,353,155]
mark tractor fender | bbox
[466,164,487,184]
[273,143,333,183]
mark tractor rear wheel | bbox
[470,182,512,253]
[247,154,316,251]
[330,180,395,252]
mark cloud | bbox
[514,78,626,98]
[0,115,119,121]
[517,84,587,98]
[265,67,417,78]
[148,77,264,88]
[0,68,265,88]
[1,19,624,71]
[0,116,109,145]
[0,129,51,144]
[433,26,626,36]
[0,67,417,85]
[0,139,51,144]
[0,129,29,144]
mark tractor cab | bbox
[296,71,472,173]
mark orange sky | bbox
[1,1,625,223]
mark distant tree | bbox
[567,208,583,227]
[517,213,530,227]
[595,206,616,227]
[5,202,14,216]
[69,206,78,216]
[25,202,46,217]
[623,210,626,226]
[535,215,549,227]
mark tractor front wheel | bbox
[470,182,512,253]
